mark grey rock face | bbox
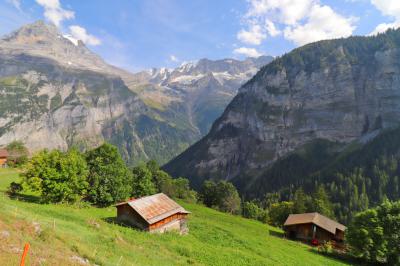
[164,31,400,190]
[0,21,272,164]
[0,55,143,155]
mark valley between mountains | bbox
[2,20,400,231]
[4,0,400,262]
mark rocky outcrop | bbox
[164,29,400,193]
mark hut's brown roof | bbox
[116,193,190,225]
[0,149,8,158]
[284,212,346,234]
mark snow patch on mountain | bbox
[170,74,205,84]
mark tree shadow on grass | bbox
[309,249,366,265]
[103,216,119,224]
[267,229,366,265]
[103,217,134,228]
[268,229,284,238]
[102,217,146,233]
[8,192,41,204]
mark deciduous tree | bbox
[347,200,400,265]
[85,143,132,206]
[24,149,88,203]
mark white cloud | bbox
[236,0,356,48]
[370,22,400,35]
[34,0,101,46]
[246,0,314,25]
[237,24,266,45]
[284,4,356,46]
[64,25,101,46]
[7,0,21,11]
[370,0,400,34]
[35,0,74,27]
[169,55,179,62]
[265,19,281,37]
[233,47,263,57]
[371,0,400,18]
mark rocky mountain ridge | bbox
[0,21,272,164]
[164,28,400,194]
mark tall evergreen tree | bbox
[293,188,307,213]
[310,186,334,218]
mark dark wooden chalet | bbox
[115,193,190,234]
[284,212,346,244]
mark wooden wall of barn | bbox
[116,205,148,230]
[149,213,188,234]
[285,223,335,242]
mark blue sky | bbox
[1,0,400,71]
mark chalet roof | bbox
[0,149,8,158]
[284,212,346,235]
[116,193,190,225]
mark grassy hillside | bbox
[0,169,350,266]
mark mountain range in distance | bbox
[0,20,272,165]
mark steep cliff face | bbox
[0,54,174,161]
[0,21,272,164]
[164,29,400,193]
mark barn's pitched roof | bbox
[116,193,190,225]
[0,149,8,158]
[284,212,346,234]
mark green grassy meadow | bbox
[0,169,352,266]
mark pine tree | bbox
[293,188,307,213]
[311,186,334,218]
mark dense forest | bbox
[244,126,400,223]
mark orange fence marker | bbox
[19,243,30,266]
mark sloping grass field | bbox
[0,168,351,266]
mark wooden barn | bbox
[0,149,8,167]
[115,193,190,234]
[283,212,346,244]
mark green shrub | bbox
[8,181,23,195]
[318,241,333,254]
[200,180,241,214]
[268,201,294,227]
[146,160,197,202]
[242,201,268,223]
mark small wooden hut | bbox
[0,149,8,167]
[115,193,190,234]
[283,212,346,244]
